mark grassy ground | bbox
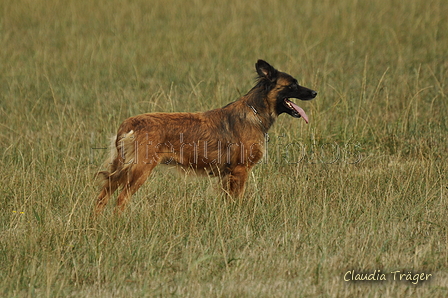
[1,0,448,296]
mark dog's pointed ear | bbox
[256,60,278,82]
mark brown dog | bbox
[95,60,317,214]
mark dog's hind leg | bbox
[115,163,156,213]
[95,179,120,215]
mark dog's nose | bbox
[311,90,317,98]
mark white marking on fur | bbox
[101,130,136,177]
[119,130,136,171]
[102,134,118,169]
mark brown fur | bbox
[95,60,317,214]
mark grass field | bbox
[1,0,448,296]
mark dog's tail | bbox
[96,130,136,187]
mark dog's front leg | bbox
[222,165,250,199]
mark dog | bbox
[95,60,317,214]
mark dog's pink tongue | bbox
[290,101,309,124]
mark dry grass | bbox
[1,0,448,296]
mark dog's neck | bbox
[246,103,260,118]
[244,100,275,133]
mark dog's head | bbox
[255,60,317,123]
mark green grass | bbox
[1,0,448,296]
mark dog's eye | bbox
[289,83,298,90]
